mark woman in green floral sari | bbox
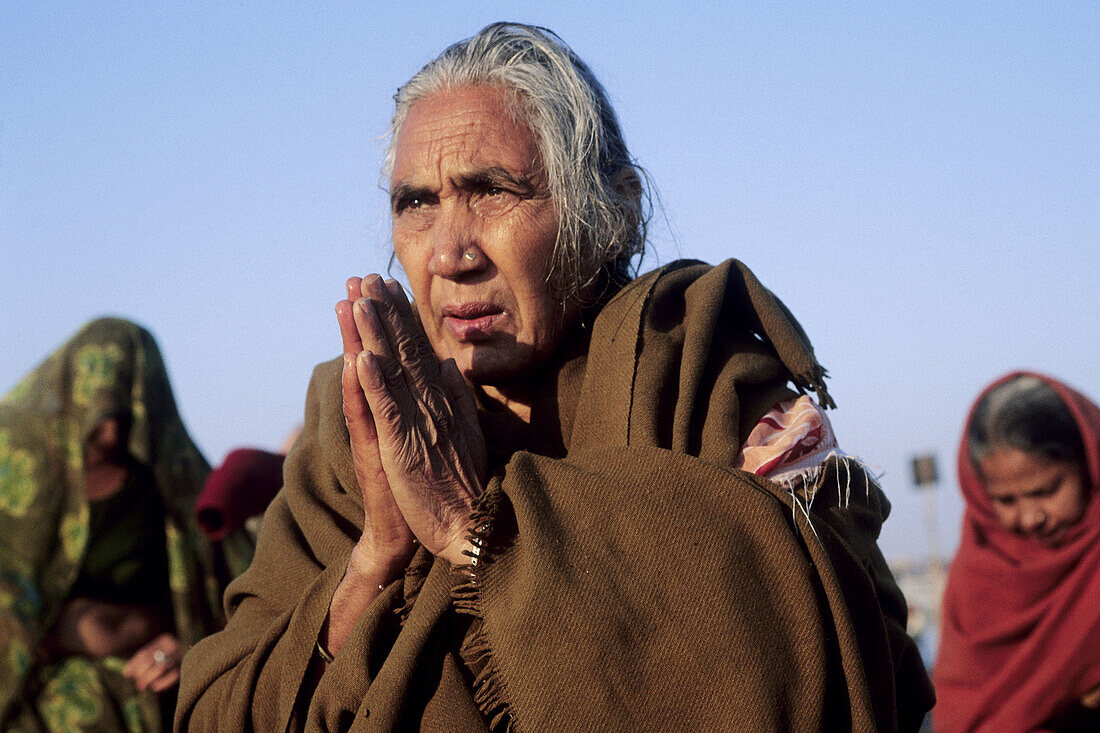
[0,318,251,732]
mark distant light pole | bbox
[911,453,946,629]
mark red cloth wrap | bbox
[934,372,1100,732]
[195,448,285,540]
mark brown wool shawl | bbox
[176,260,933,732]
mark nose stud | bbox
[463,252,477,261]
[1035,511,1045,523]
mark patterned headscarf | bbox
[0,318,231,725]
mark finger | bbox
[346,276,364,303]
[352,293,395,363]
[441,358,488,484]
[338,320,381,504]
[356,349,426,485]
[135,667,157,691]
[362,276,440,389]
[341,354,390,503]
[122,650,152,681]
[148,666,181,693]
[383,278,416,324]
[339,286,381,486]
[338,276,367,354]
[385,278,439,375]
[341,355,378,441]
[128,654,159,690]
[356,350,404,429]
[353,297,419,418]
[136,656,177,692]
[123,636,159,678]
[441,358,479,428]
[336,300,363,356]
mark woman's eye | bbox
[1022,480,1060,499]
[473,186,519,215]
[392,189,437,215]
[477,184,509,199]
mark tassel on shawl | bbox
[451,491,497,611]
[794,367,836,410]
[452,487,518,732]
[774,453,877,544]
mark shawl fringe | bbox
[775,453,875,541]
[793,367,836,410]
[452,488,517,732]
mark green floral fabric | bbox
[5,656,165,733]
[0,318,251,731]
[0,430,37,517]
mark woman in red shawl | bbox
[935,372,1100,732]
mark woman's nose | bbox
[427,204,485,278]
[1017,503,1046,533]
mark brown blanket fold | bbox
[176,260,933,732]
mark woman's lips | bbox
[442,303,505,341]
[1036,526,1068,547]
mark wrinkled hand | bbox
[337,277,417,579]
[345,274,486,566]
[41,598,161,661]
[123,632,180,693]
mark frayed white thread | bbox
[842,458,851,507]
[772,450,879,543]
[857,460,884,499]
[780,472,822,542]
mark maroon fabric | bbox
[934,372,1100,732]
[195,448,285,540]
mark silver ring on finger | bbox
[153,649,168,667]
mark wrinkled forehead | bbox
[390,86,543,187]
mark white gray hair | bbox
[968,375,1085,470]
[383,22,649,303]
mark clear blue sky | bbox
[2,2,1097,561]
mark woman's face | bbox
[390,85,579,386]
[84,417,125,468]
[979,447,1089,547]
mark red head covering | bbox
[195,448,285,540]
[934,372,1100,732]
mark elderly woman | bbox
[0,318,250,732]
[935,373,1100,732]
[178,23,933,731]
